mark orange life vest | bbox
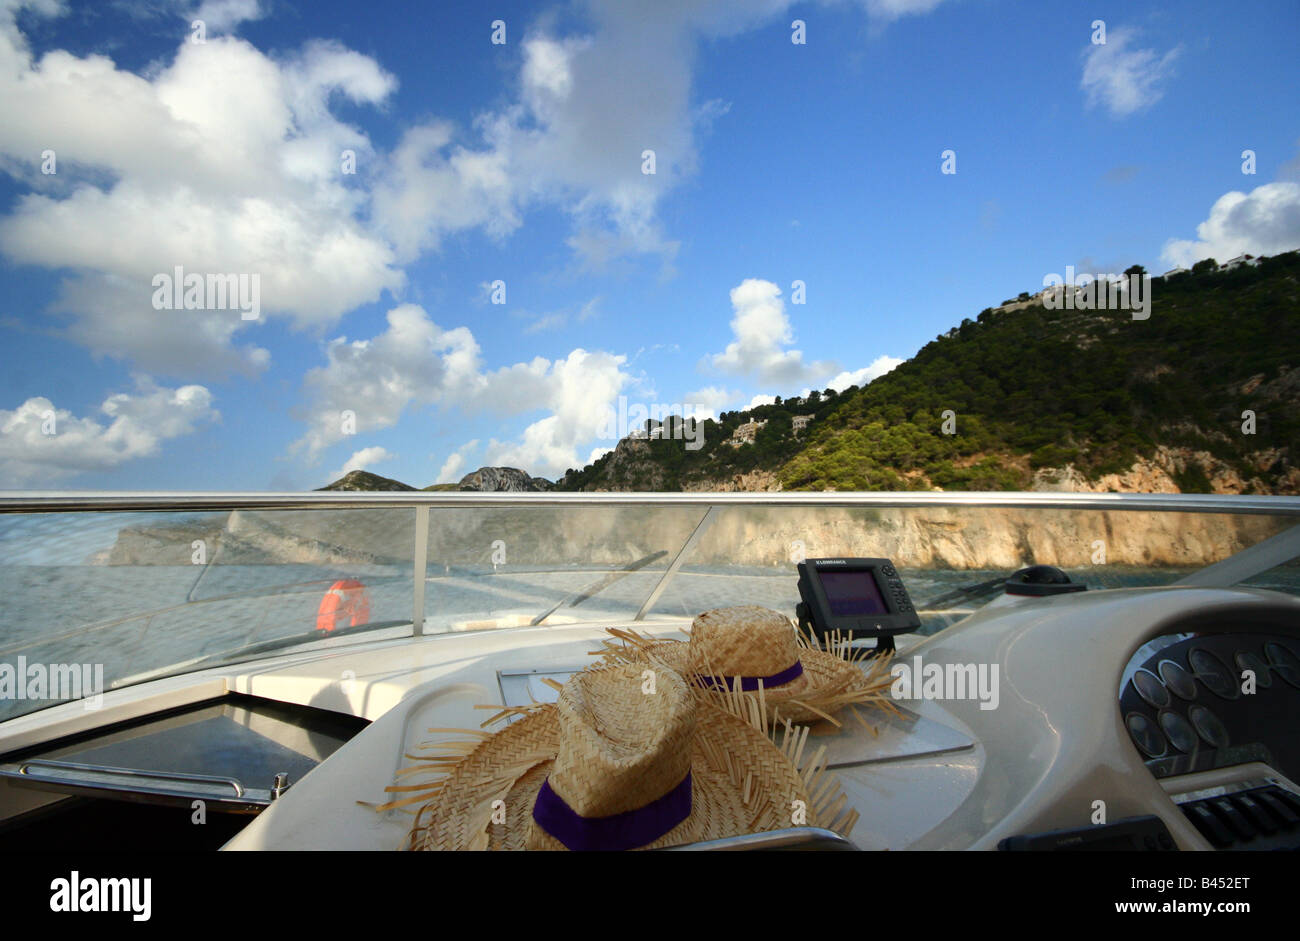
[315,579,370,632]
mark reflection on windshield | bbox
[0,501,1296,720]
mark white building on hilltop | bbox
[728,419,767,446]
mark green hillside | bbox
[558,252,1300,493]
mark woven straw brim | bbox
[611,639,873,725]
[409,697,814,851]
[597,628,900,727]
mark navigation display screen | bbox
[819,570,887,617]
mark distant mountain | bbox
[316,470,418,491]
[557,251,1300,494]
[314,467,555,492]
[456,466,552,492]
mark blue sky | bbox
[0,0,1297,490]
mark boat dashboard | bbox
[1120,628,1300,850]
[1,583,1298,851]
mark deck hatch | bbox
[0,694,367,813]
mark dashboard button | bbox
[1234,651,1271,689]
[1188,704,1230,748]
[1158,711,1198,753]
[1210,798,1256,841]
[1132,669,1171,709]
[1256,789,1300,828]
[1126,712,1167,758]
[1264,642,1300,689]
[1158,660,1197,700]
[1267,787,1300,817]
[1232,793,1279,834]
[1184,802,1234,847]
[1189,648,1239,700]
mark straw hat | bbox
[389,661,858,851]
[599,605,896,726]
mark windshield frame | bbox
[2,491,1298,719]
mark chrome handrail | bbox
[0,491,1297,514]
[17,758,245,796]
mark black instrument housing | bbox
[796,557,921,643]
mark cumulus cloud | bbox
[0,377,218,486]
[329,445,394,482]
[682,385,735,422]
[0,13,403,375]
[707,279,834,385]
[371,20,692,271]
[292,303,632,479]
[0,0,962,486]
[190,0,264,33]
[481,347,631,478]
[0,0,959,380]
[369,122,520,262]
[436,439,479,485]
[826,355,903,392]
[1080,27,1180,118]
[291,304,484,461]
[371,0,954,272]
[1161,182,1300,269]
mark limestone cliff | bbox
[93,502,1291,571]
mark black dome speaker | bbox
[1004,565,1087,596]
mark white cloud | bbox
[292,303,484,461]
[826,355,903,392]
[707,279,834,385]
[329,445,394,482]
[0,377,218,486]
[683,385,735,422]
[370,0,955,272]
[369,122,520,262]
[0,0,964,486]
[747,394,776,409]
[436,439,478,484]
[1161,182,1300,269]
[370,21,693,271]
[482,348,631,478]
[190,0,263,33]
[859,0,948,22]
[49,272,272,378]
[0,1,959,380]
[0,15,402,375]
[293,303,632,479]
[1080,27,1180,118]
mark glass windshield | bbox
[2,498,1296,721]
